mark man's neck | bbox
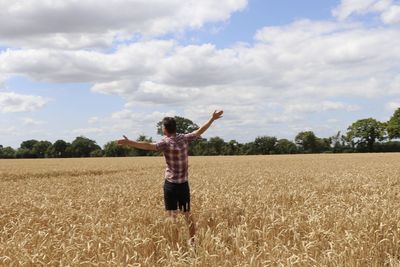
[166,133,176,138]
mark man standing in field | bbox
[117,110,224,244]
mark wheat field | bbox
[1,154,400,266]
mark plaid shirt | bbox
[155,133,199,184]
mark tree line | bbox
[1,108,399,159]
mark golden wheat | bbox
[1,154,400,266]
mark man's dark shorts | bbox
[163,180,190,212]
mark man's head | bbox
[162,117,176,136]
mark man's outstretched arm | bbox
[193,110,223,137]
[117,135,157,151]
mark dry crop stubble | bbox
[0,154,400,266]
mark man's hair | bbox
[162,117,176,134]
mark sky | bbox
[0,0,400,148]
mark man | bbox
[117,110,223,244]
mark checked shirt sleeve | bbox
[155,138,168,152]
[184,133,200,144]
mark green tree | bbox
[295,131,317,153]
[16,148,30,158]
[33,141,52,158]
[315,137,332,153]
[18,139,39,158]
[0,146,16,159]
[70,136,101,157]
[275,139,297,154]
[240,142,256,155]
[20,139,38,150]
[330,131,344,153]
[207,137,226,155]
[253,136,277,155]
[224,140,241,155]
[373,141,400,152]
[48,140,69,158]
[157,116,199,135]
[65,144,74,157]
[90,149,103,157]
[346,118,386,152]
[387,107,400,140]
[104,141,131,157]
[189,138,208,155]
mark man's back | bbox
[156,133,198,184]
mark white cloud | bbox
[72,127,105,135]
[285,101,360,114]
[381,5,400,24]
[332,0,400,25]
[1,17,400,142]
[108,109,176,126]
[0,92,48,113]
[386,75,400,95]
[0,40,174,83]
[88,116,99,124]
[22,117,45,126]
[0,126,17,136]
[386,101,400,111]
[332,0,386,20]
[0,0,247,49]
[3,19,399,105]
[0,74,8,89]
[327,118,340,123]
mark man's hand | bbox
[117,135,130,146]
[193,110,224,137]
[212,110,224,121]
